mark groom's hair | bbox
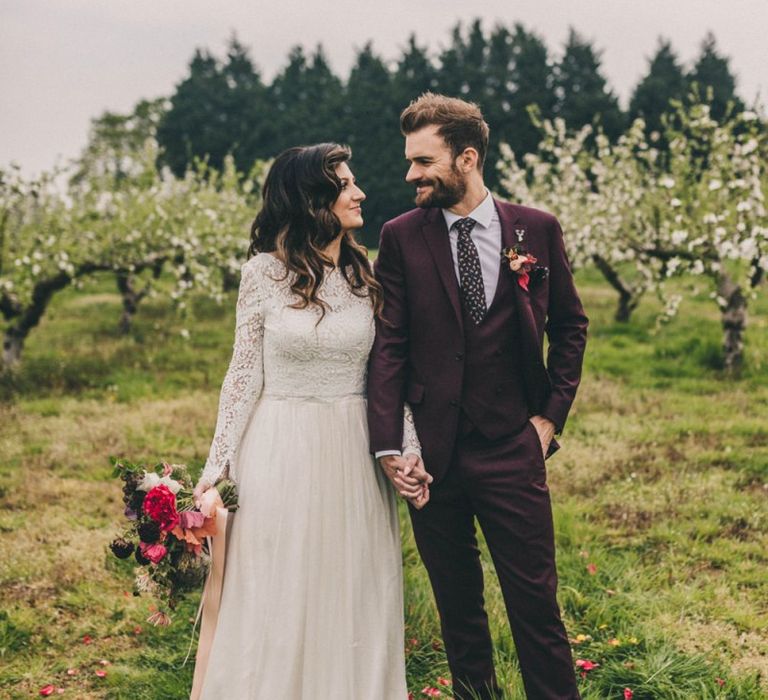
[400,92,489,170]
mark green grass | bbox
[0,269,766,698]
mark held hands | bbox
[528,415,555,458]
[378,453,433,509]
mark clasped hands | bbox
[378,453,433,509]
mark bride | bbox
[192,143,431,699]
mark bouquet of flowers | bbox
[108,458,238,625]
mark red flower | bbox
[421,688,441,697]
[437,677,451,686]
[95,669,108,678]
[715,678,726,687]
[624,689,633,699]
[586,563,598,575]
[82,634,93,644]
[575,658,600,678]
[139,542,168,564]
[143,485,179,531]
[39,686,55,697]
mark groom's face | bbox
[404,125,466,209]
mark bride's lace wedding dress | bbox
[198,253,416,699]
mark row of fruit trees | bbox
[1,99,765,371]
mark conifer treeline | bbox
[153,20,746,244]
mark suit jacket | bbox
[367,198,588,479]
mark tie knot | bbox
[453,217,477,236]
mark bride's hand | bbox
[192,479,213,508]
[407,483,430,510]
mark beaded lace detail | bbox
[201,254,421,485]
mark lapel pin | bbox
[515,228,526,242]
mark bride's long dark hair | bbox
[248,143,383,318]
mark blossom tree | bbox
[498,115,654,322]
[0,149,262,368]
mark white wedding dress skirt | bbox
[198,255,410,699]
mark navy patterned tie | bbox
[454,217,486,324]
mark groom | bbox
[367,93,588,699]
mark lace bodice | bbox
[200,254,420,485]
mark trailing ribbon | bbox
[186,488,230,700]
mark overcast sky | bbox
[2,0,766,177]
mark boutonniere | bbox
[501,246,548,291]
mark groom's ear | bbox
[457,147,479,173]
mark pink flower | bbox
[421,688,441,697]
[179,510,207,529]
[139,542,168,564]
[715,678,726,687]
[575,658,600,678]
[624,689,633,699]
[437,677,451,686]
[39,686,55,697]
[586,563,598,575]
[95,669,107,678]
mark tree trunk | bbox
[116,272,151,334]
[2,328,23,369]
[592,254,642,322]
[717,272,747,373]
[115,258,165,334]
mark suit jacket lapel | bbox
[496,202,545,394]
[420,208,463,330]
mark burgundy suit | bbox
[367,199,588,699]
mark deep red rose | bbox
[143,485,179,531]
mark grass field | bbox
[0,268,766,699]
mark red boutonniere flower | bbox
[502,246,539,291]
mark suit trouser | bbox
[408,421,580,700]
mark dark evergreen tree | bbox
[156,38,268,175]
[483,24,515,187]
[687,32,744,121]
[268,44,345,153]
[555,29,625,139]
[392,34,437,110]
[629,38,687,136]
[344,43,402,246]
[505,24,557,161]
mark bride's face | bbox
[331,162,366,232]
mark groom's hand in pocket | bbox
[529,415,556,458]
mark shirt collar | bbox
[442,189,495,232]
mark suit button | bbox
[455,352,464,361]
[449,400,458,407]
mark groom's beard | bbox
[413,168,467,209]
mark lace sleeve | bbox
[401,402,422,457]
[199,257,266,485]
